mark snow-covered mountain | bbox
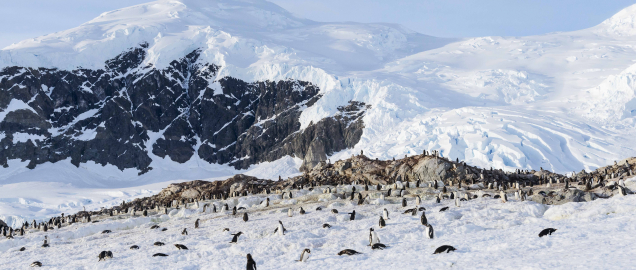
[2,0,636,188]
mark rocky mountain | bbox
[0,43,367,173]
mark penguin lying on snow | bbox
[433,245,456,254]
[30,261,42,267]
[322,224,332,228]
[439,207,449,212]
[19,247,26,251]
[538,228,557,237]
[153,253,168,257]
[98,251,113,261]
[174,244,188,250]
[338,249,362,256]
[129,245,139,250]
[154,242,165,246]
[331,209,339,214]
[161,228,168,231]
[101,230,111,234]
[371,243,388,250]
[150,225,160,229]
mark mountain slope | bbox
[1,0,636,188]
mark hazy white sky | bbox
[1,0,634,48]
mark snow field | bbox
[2,184,636,269]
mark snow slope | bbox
[2,0,636,222]
[2,181,636,269]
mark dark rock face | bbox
[0,44,367,173]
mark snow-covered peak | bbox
[595,4,636,36]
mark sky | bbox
[1,0,634,48]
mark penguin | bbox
[402,198,407,207]
[41,236,49,248]
[455,198,461,207]
[538,228,557,237]
[369,228,380,245]
[416,195,421,206]
[243,213,249,222]
[275,221,286,236]
[195,219,200,229]
[322,224,332,228]
[435,197,441,204]
[30,261,42,267]
[420,211,428,226]
[213,204,217,213]
[174,244,188,250]
[433,245,456,254]
[230,232,243,243]
[425,224,434,239]
[299,207,305,215]
[297,248,311,262]
[232,206,237,216]
[19,247,26,251]
[439,207,449,212]
[161,228,168,231]
[316,207,322,211]
[338,249,362,256]
[154,242,165,246]
[379,216,386,228]
[182,228,188,235]
[246,253,257,270]
[500,191,507,203]
[130,245,139,250]
[98,251,113,261]
[349,210,356,221]
[387,188,392,197]
[331,209,339,214]
[265,198,270,207]
[288,208,293,217]
[153,253,169,257]
[371,243,388,250]
[143,210,148,217]
[383,208,390,220]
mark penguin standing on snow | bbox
[288,208,293,217]
[500,191,507,203]
[425,224,434,239]
[383,208,390,220]
[379,216,386,228]
[349,210,356,221]
[182,228,188,235]
[297,248,311,262]
[229,232,243,243]
[420,211,428,226]
[246,253,257,270]
[275,221,286,236]
[402,198,407,207]
[368,228,380,245]
[416,195,421,206]
[243,213,249,222]
[195,219,200,229]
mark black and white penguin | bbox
[416,195,421,206]
[387,188,392,197]
[425,224,434,239]
[433,245,456,254]
[299,207,305,215]
[243,213,249,222]
[130,245,139,250]
[195,219,200,229]
[349,210,356,221]
[230,232,243,243]
[379,216,386,228]
[150,225,160,230]
[288,208,293,217]
[101,230,111,234]
[420,211,428,226]
[402,198,407,207]
[182,228,188,235]
[275,221,287,235]
[41,236,49,248]
[322,224,332,228]
[538,228,557,237]
[30,261,42,267]
[97,251,113,261]
[153,253,169,257]
[331,209,339,214]
[383,208,389,220]
[436,197,441,204]
[246,254,257,270]
[369,228,380,245]
[154,242,165,246]
[371,243,388,250]
[174,244,188,250]
[232,206,237,216]
[338,249,362,256]
[439,207,449,212]
[297,248,311,262]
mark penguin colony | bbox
[4,153,636,268]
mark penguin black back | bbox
[433,245,456,254]
[246,253,257,270]
[243,213,249,222]
[538,228,557,237]
[338,249,362,256]
[371,243,388,250]
[174,244,188,250]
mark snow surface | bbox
[2,181,636,269]
[2,0,636,224]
